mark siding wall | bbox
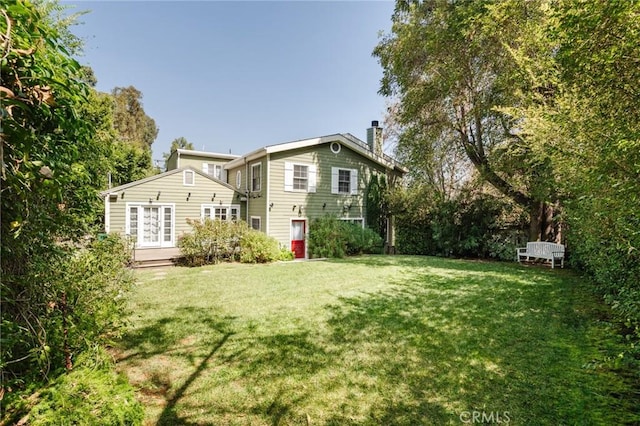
[106,171,244,246]
[267,142,388,249]
[177,153,233,182]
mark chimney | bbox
[366,120,383,156]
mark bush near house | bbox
[178,219,293,265]
[308,215,383,258]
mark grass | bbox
[116,256,639,425]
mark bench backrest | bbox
[526,242,564,255]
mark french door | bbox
[128,205,174,248]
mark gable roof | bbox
[224,133,407,173]
[100,166,241,197]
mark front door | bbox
[291,220,306,259]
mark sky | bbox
[66,1,396,163]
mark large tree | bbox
[374,0,555,240]
[162,136,194,164]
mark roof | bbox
[224,133,407,173]
[100,166,242,197]
[174,149,239,160]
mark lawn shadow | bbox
[116,306,237,425]
[323,262,632,424]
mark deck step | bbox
[133,258,179,269]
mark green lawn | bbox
[117,256,638,425]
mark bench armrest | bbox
[552,251,564,258]
[517,247,527,253]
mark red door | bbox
[291,220,306,259]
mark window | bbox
[128,206,138,239]
[340,218,364,228]
[183,170,195,186]
[331,167,358,195]
[251,163,261,191]
[293,165,308,191]
[338,169,351,193]
[236,170,242,189]
[284,162,316,192]
[330,142,341,154]
[251,216,261,231]
[201,204,241,222]
[203,163,222,180]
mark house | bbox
[101,122,406,259]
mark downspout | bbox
[266,153,270,234]
[245,158,249,223]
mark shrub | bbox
[239,230,281,263]
[179,219,249,265]
[309,216,383,258]
[278,247,295,261]
[309,215,347,258]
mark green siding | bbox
[105,170,244,247]
[267,141,389,249]
[178,154,233,182]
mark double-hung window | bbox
[293,165,308,191]
[331,167,358,195]
[251,163,261,191]
[284,162,316,192]
[203,163,222,180]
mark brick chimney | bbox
[366,120,383,156]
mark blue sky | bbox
[67,1,395,162]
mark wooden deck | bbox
[132,247,182,268]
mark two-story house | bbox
[101,122,405,259]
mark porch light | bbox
[187,192,191,201]
[322,202,326,210]
[156,191,161,200]
[292,205,297,211]
[211,193,216,201]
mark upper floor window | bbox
[331,167,358,195]
[183,170,195,186]
[236,170,242,189]
[251,216,261,231]
[293,165,308,191]
[284,162,316,192]
[251,163,261,191]
[203,163,222,180]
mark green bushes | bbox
[395,188,528,260]
[25,349,143,425]
[179,219,293,265]
[308,215,383,258]
[239,230,281,263]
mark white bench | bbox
[517,242,565,269]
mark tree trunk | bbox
[529,200,543,241]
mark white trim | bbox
[125,202,176,248]
[332,167,358,195]
[183,170,195,186]
[104,194,111,233]
[201,204,241,221]
[285,162,315,193]
[251,162,262,192]
[330,141,341,154]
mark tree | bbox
[111,86,158,149]
[374,0,555,240]
[163,136,194,163]
[0,0,133,392]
